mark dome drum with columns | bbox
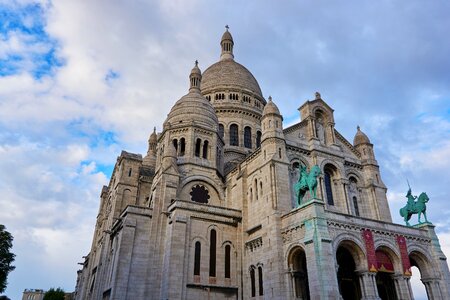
[75,27,450,300]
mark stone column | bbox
[393,274,412,300]
[422,278,444,300]
[357,271,381,300]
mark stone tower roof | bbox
[262,96,281,116]
[353,126,371,145]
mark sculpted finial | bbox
[225,24,229,31]
[357,125,360,131]
[315,92,321,100]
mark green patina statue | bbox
[399,186,429,226]
[294,165,321,206]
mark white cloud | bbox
[1,1,450,299]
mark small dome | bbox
[191,60,201,75]
[221,29,233,43]
[262,96,281,116]
[353,126,371,145]
[165,62,218,129]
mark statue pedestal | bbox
[298,197,323,209]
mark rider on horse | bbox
[406,188,417,212]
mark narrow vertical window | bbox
[173,139,178,154]
[258,266,264,296]
[230,124,239,146]
[209,230,216,277]
[180,138,185,156]
[353,196,360,216]
[255,179,258,201]
[250,267,256,297]
[244,126,252,148]
[202,140,209,159]
[225,245,231,278]
[324,170,334,205]
[128,168,132,177]
[256,131,262,148]
[194,242,201,275]
[219,124,224,138]
[195,138,201,157]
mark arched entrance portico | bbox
[375,248,397,300]
[409,250,443,299]
[336,241,364,300]
[288,246,310,299]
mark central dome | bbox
[201,59,263,97]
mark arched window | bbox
[255,178,258,201]
[194,242,201,275]
[259,181,263,197]
[250,267,256,297]
[173,139,178,154]
[244,126,252,148]
[225,245,231,278]
[209,230,216,277]
[258,266,264,296]
[202,140,209,159]
[195,138,201,157]
[230,124,239,146]
[353,196,359,216]
[219,124,224,138]
[256,131,262,148]
[180,138,185,156]
[324,166,335,206]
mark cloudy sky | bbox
[1,0,449,299]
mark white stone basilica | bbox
[74,28,450,299]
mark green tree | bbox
[0,225,15,294]
[43,288,65,300]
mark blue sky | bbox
[1,1,450,299]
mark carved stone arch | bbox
[256,262,264,268]
[333,232,367,270]
[206,224,221,243]
[345,169,363,183]
[191,235,207,244]
[286,244,307,267]
[248,264,256,273]
[221,240,235,250]
[289,157,310,169]
[374,239,402,273]
[312,106,329,121]
[179,176,224,201]
[319,159,342,179]
[408,246,436,279]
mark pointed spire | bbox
[220,25,234,60]
[189,60,202,92]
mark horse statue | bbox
[399,190,429,226]
[294,165,322,206]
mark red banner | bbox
[362,229,377,272]
[376,250,394,272]
[396,235,412,276]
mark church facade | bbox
[74,29,450,299]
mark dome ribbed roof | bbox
[201,59,263,96]
[353,126,371,145]
[166,93,218,127]
[263,96,281,116]
[165,62,218,128]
